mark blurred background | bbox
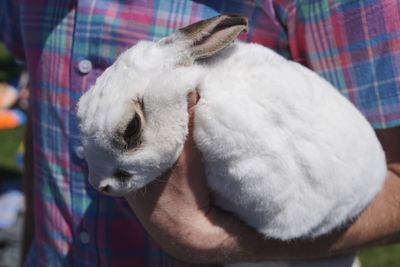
[0,41,400,267]
[0,41,27,267]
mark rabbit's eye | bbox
[123,114,141,149]
[113,169,132,181]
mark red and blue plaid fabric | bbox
[1,1,400,266]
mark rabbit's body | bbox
[77,15,386,267]
[194,42,385,240]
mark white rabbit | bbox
[77,15,386,267]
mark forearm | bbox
[217,170,400,261]
[127,168,400,264]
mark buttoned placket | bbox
[69,2,101,263]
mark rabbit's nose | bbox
[99,185,111,193]
[97,180,120,195]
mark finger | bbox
[187,90,200,112]
[187,90,200,131]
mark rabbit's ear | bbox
[178,15,248,60]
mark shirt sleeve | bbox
[0,1,25,60]
[280,0,400,129]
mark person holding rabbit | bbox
[2,1,400,267]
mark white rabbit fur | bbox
[77,24,386,244]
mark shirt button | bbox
[78,59,92,74]
[74,145,85,159]
[79,231,90,244]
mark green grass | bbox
[360,244,400,267]
[0,127,24,179]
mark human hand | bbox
[125,91,223,262]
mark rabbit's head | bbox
[77,15,247,196]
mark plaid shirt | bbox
[1,0,400,266]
